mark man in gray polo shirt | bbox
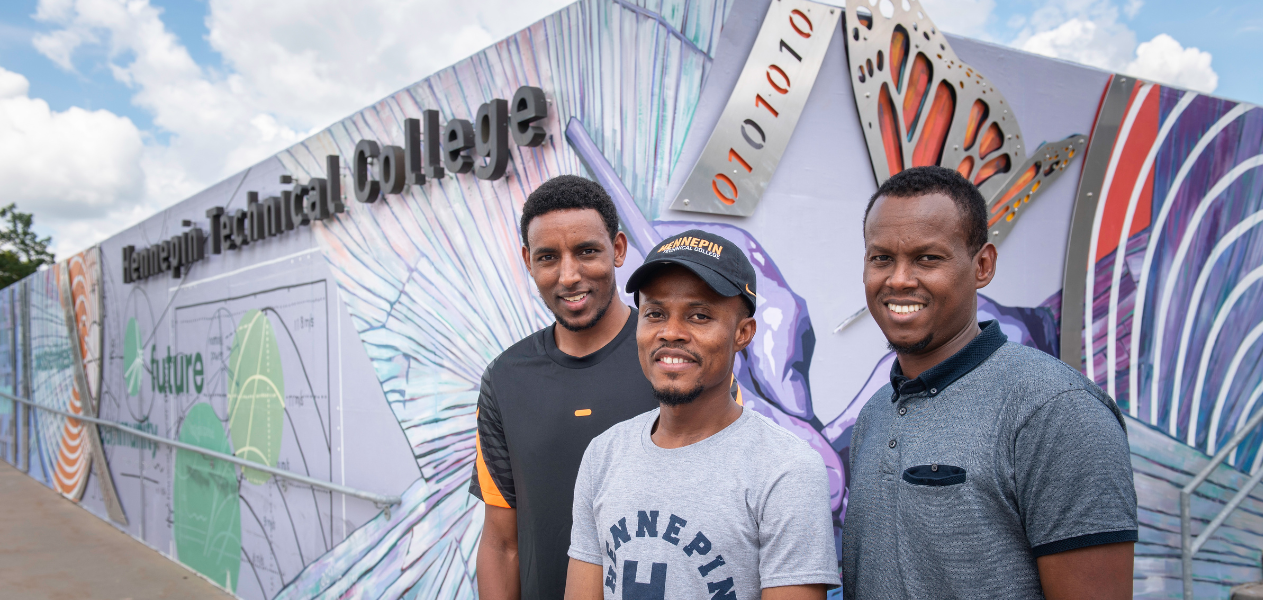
[842,166,1137,599]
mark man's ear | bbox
[613,231,628,268]
[521,244,532,274]
[733,312,758,353]
[975,242,997,289]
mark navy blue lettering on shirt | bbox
[600,510,732,599]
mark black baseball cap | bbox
[625,229,757,312]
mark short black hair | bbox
[520,175,620,247]
[862,166,989,254]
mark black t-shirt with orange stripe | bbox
[470,310,656,599]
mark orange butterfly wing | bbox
[844,0,1084,244]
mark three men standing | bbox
[472,167,1138,599]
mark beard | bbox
[553,285,614,332]
[887,333,934,355]
[653,383,705,406]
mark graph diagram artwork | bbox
[171,280,336,599]
[227,309,286,485]
[174,402,242,591]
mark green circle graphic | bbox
[123,318,142,396]
[174,403,241,591]
[227,309,285,485]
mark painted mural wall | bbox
[1,0,1261,598]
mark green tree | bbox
[0,204,54,289]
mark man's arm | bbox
[763,584,827,599]
[1037,542,1134,600]
[563,558,603,600]
[1015,388,1137,599]
[477,504,520,600]
[470,368,520,599]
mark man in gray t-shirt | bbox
[566,230,839,600]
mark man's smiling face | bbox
[523,208,626,331]
[863,192,991,356]
[636,265,755,405]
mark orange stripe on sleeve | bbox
[474,409,511,509]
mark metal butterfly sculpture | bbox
[844,0,1086,246]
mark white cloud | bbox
[918,0,996,38]
[0,66,145,257]
[1014,0,1217,94]
[1016,0,1136,70]
[1124,33,1217,94]
[19,0,571,258]
[1020,17,1136,72]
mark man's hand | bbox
[1037,541,1134,600]
[477,504,520,600]
[563,558,604,600]
[763,584,827,599]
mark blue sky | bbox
[0,0,1256,257]
[980,0,1262,104]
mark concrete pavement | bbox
[0,461,232,600]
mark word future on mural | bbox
[122,85,551,283]
[672,0,837,216]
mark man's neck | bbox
[897,318,982,380]
[651,381,743,450]
[553,301,632,357]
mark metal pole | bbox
[18,281,29,473]
[6,288,15,464]
[1181,490,1193,600]
[0,390,401,507]
[1192,465,1263,557]
[1179,403,1263,599]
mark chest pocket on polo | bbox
[902,464,966,486]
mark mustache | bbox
[877,294,931,304]
[651,343,704,365]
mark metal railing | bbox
[0,390,402,510]
[1181,405,1263,599]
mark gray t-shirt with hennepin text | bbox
[569,407,840,600]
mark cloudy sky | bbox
[0,0,1257,258]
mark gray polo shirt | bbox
[841,320,1137,599]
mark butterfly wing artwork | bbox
[984,135,1087,244]
[843,0,1085,244]
[845,0,1025,194]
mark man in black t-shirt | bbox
[470,175,659,600]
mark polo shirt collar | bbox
[889,320,1007,402]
